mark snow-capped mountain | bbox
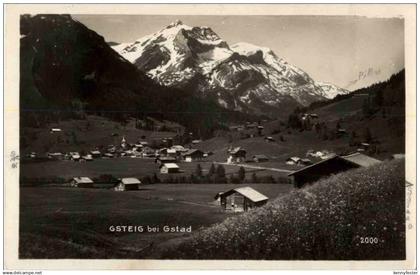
[345,67,396,91]
[112,20,349,116]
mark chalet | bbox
[71,177,94,188]
[114,178,142,191]
[167,148,177,157]
[215,187,269,212]
[69,152,81,161]
[337,128,347,135]
[50,128,62,133]
[246,122,258,129]
[157,148,168,155]
[156,156,177,164]
[288,153,381,188]
[134,143,143,149]
[142,147,155,157]
[171,145,188,153]
[308,150,334,159]
[182,149,204,162]
[286,157,301,165]
[253,155,269,162]
[123,150,134,157]
[107,146,116,153]
[265,136,275,142]
[227,147,247,163]
[160,163,180,174]
[82,154,93,161]
[90,150,101,158]
[192,139,202,145]
[47,152,64,160]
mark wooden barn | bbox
[182,149,204,162]
[71,177,94,188]
[160,163,180,174]
[215,187,269,212]
[114,178,142,191]
[288,153,381,188]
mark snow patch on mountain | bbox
[112,21,349,115]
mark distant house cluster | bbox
[31,132,214,175]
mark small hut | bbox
[227,147,247,163]
[182,149,204,162]
[215,187,269,212]
[160,163,180,174]
[114,178,142,191]
[71,177,94,188]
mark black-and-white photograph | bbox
[8,4,414,266]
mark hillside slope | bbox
[163,160,405,260]
[20,14,256,138]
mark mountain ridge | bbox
[20,15,258,137]
[112,20,350,116]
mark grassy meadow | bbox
[163,160,406,260]
[19,183,293,258]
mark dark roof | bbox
[288,153,381,176]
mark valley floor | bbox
[19,183,293,259]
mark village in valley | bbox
[21,104,403,214]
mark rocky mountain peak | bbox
[112,21,349,117]
[167,19,184,28]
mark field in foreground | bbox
[19,183,292,259]
[163,160,406,260]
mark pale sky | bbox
[73,15,404,88]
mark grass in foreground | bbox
[163,159,405,260]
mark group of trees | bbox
[141,164,289,184]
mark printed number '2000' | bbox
[360,237,379,244]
